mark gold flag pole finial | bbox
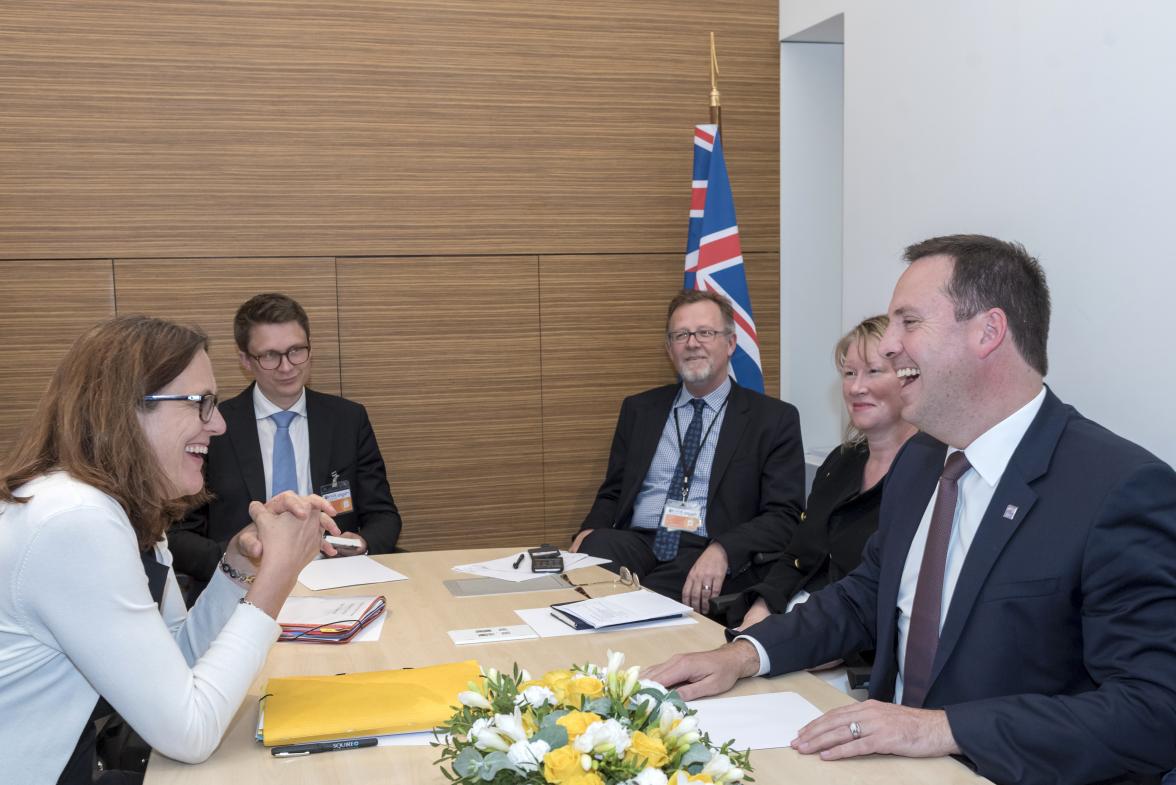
[709,32,722,128]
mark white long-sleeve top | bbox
[0,472,280,784]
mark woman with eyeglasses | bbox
[0,316,340,784]
[729,315,917,631]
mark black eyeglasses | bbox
[142,393,219,423]
[666,328,732,345]
[248,345,311,371]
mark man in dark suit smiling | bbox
[644,235,1176,785]
[169,293,401,597]
[572,289,805,614]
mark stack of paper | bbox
[549,589,693,630]
[258,660,480,746]
[452,550,610,583]
[276,595,386,644]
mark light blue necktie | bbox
[270,410,299,497]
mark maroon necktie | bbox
[901,450,971,707]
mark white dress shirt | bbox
[743,386,1046,681]
[253,385,311,497]
[0,472,280,782]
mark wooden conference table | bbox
[145,548,989,785]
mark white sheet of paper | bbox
[687,692,823,750]
[551,589,692,628]
[297,555,408,590]
[514,606,696,638]
[451,551,609,583]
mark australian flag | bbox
[683,124,764,393]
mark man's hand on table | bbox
[792,700,960,759]
[641,640,760,701]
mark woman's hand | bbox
[224,492,340,569]
[231,492,340,618]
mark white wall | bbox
[780,0,1176,466]
[780,40,844,455]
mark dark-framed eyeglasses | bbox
[248,345,311,371]
[666,328,732,345]
[142,393,219,423]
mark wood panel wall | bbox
[0,1,780,550]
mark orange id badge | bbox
[660,500,702,533]
[319,477,353,514]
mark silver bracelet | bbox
[220,555,256,585]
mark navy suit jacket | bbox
[579,381,805,572]
[745,389,1176,785]
[168,384,402,583]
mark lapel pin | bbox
[1003,504,1018,520]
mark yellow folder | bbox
[260,659,481,745]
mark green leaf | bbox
[533,723,568,749]
[477,751,517,781]
[679,741,711,769]
[541,709,569,728]
[453,747,483,778]
[583,696,612,715]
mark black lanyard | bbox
[672,391,730,501]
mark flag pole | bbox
[709,32,722,129]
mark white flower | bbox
[664,715,699,747]
[573,718,632,756]
[519,685,556,708]
[701,752,733,780]
[507,738,550,771]
[630,691,658,713]
[493,710,528,743]
[471,723,510,752]
[520,668,533,681]
[458,690,492,710]
[606,649,626,675]
[656,703,683,735]
[632,768,669,785]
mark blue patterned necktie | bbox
[652,398,706,562]
[270,410,299,497]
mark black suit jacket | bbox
[739,442,881,616]
[744,389,1176,784]
[169,384,402,582]
[579,381,805,573]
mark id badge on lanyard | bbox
[319,471,353,514]
[657,391,728,535]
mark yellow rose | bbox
[543,744,584,783]
[670,771,714,784]
[567,675,605,705]
[565,773,605,785]
[625,730,669,769]
[544,669,574,703]
[557,710,602,741]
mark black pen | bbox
[272,737,379,757]
[512,553,525,569]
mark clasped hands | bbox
[225,491,342,569]
[642,643,960,760]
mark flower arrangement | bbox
[435,651,752,785]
